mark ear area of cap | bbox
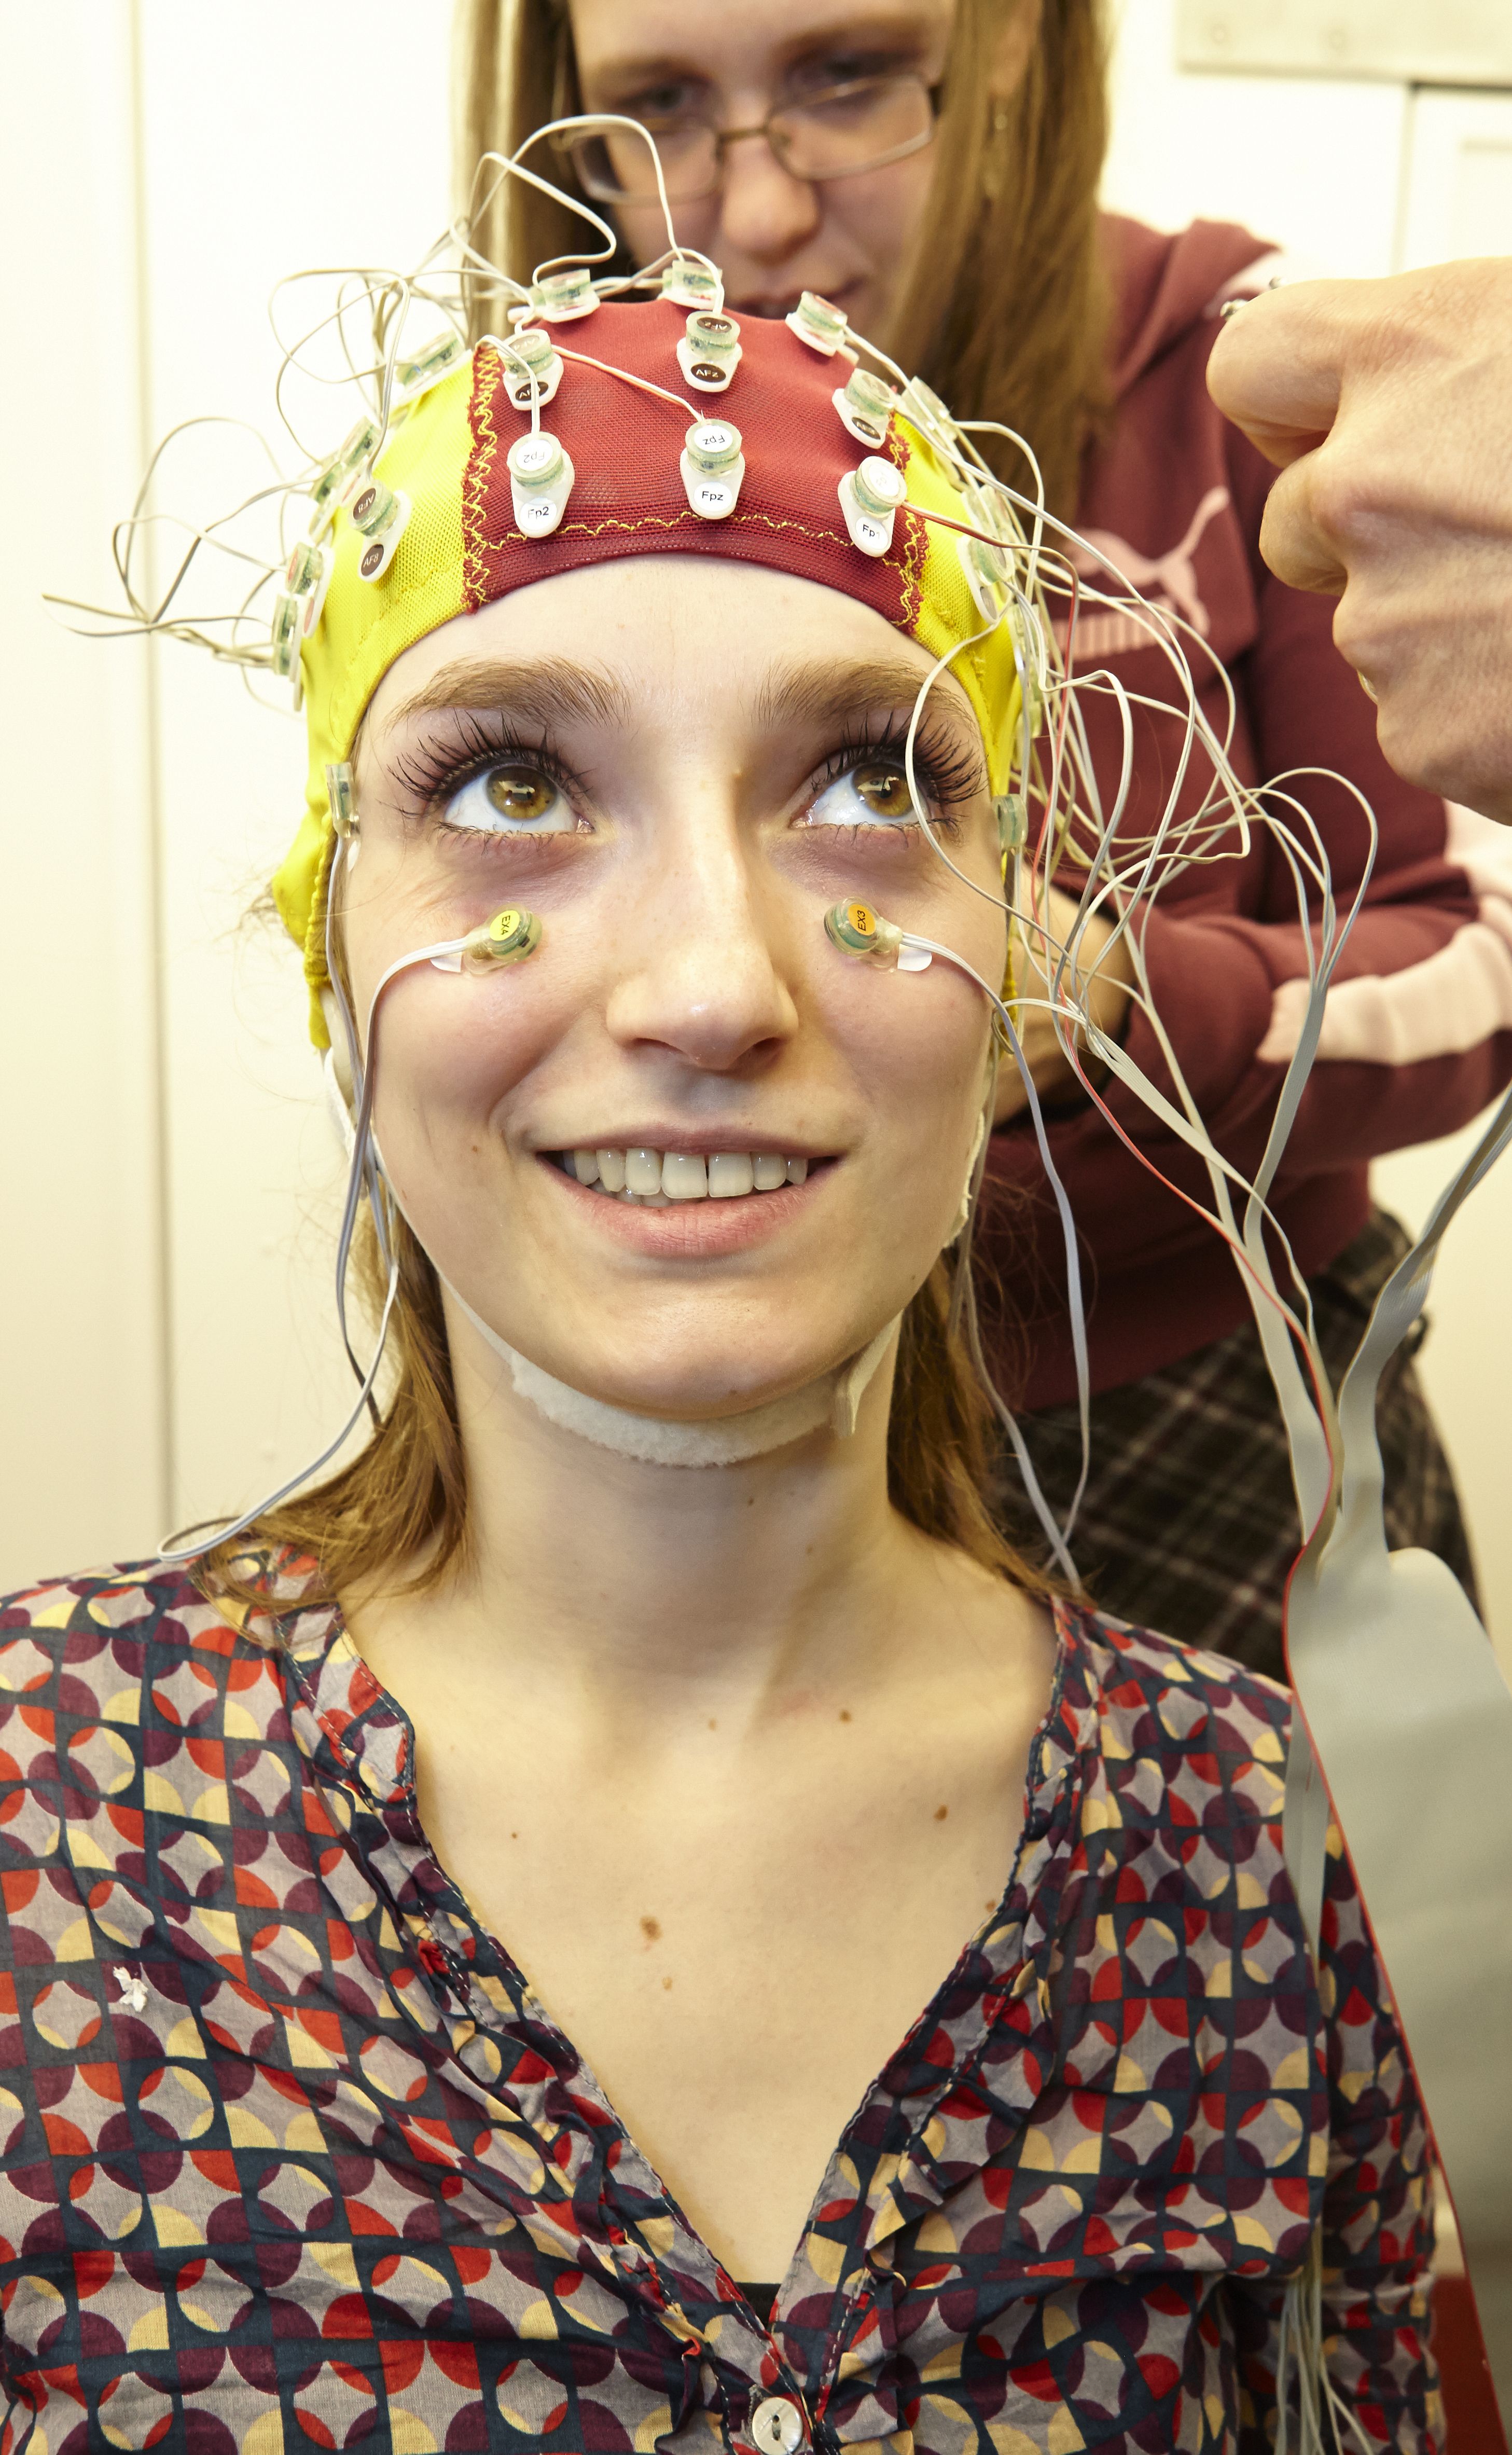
[895,416,1024,799]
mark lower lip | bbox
[543,1160,827,1256]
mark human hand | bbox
[994,881,1132,1123]
[1207,259,1512,824]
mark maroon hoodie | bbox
[984,215,1512,1410]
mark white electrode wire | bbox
[536,117,679,270]
[882,927,1091,1577]
[321,834,392,1403]
[551,347,698,417]
[156,1263,403,1568]
[469,141,622,283]
[158,922,483,1567]
[484,330,549,436]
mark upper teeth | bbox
[565,1148,811,1202]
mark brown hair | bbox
[452,0,1112,514]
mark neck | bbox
[364,1306,968,1732]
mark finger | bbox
[1207,279,1358,465]
[1256,454,1350,597]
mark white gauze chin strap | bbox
[445,1281,900,1467]
[438,1106,987,1467]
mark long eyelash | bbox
[815,710,983,815]
[389,712,572,815]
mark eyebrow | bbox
[588,11,942,90]
[752,652,979,740]
[381,654,636,734]
[380,646,979,752]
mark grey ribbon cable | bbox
[1286,1080,1512,2431]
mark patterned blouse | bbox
[0,1557,1435,2454]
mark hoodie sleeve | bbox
[983,225,1512,1404]
[1115,419,1512,1178]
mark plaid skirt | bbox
[994,1206,1480,1681]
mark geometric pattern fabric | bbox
[0,1557,1435,2450]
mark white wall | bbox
[0,4,452,1592]
[4,0,1510,1643]
[1,4,165,1582]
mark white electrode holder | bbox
[787,291,849,355]
[497,327,564,412]
[838,456,906,557]
[528,267,599,323]
[394,330,469,402]
[833,367,897,450]
[286,537,332,639]
[353,487,413,583]
[681,419,745,521]
[677,311,742,394]
[508,431,576,537]
[958,531,1011,624]
[660,259,724,312]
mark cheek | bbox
[366,972,571,1162]
[833,967,993,1152]
[829,157,938,278]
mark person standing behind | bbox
[455,0,1512,1674]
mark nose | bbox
[604,821,800,1075]
[714,130,822,266]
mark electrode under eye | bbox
[508,430,576,537]
[677,311,741,393]
[824,898,932,972]
[429,905,545,975]
[465,906,543,970]
[681,420,745,521]
[825,899,903,961]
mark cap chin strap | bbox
[443,1280,899,1467]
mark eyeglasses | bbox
[564,75,938,206]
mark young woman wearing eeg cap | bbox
[460,0,1512,1678]
[0,171,1435,2444]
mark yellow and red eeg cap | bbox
[276,299,1024,1045]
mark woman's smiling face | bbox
[344,555,1005,1424]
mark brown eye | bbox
[803,754,925,832]
[851,762,914,821]
[485,765,557,824]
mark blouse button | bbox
[750,2397,804,2453]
